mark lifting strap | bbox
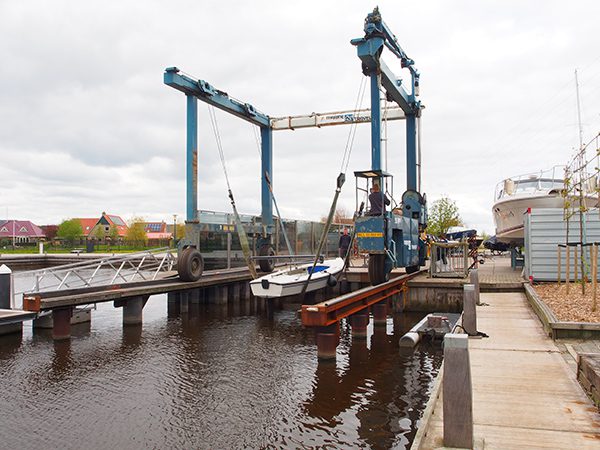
[208,105,258,279]
[301,77,367,297]
[300,172,345,297]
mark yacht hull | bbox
[493,194,597,245]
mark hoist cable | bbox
[207,105,258,279]
[302,78,367,297]
[249,124,295,256]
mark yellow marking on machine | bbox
[357,232,383,238]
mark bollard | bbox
[123,296,144,325]
[443,333,473,448]
[463,284,477,336]
[0,264,12,309]
[469,269,481,305]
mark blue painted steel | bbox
[352,8,426,275]
[260,126,273,231]
[406,114,417,191]
[186,95,198,222]
[355,216,386,253]
[369,74,382,172]
[164,68,270,127]
[165,66,274,236]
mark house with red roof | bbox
[143,221,172,245]
[77,218,100,237]
[0,220,46,243]
[73,213,129,240]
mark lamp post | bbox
[173,214,177,247]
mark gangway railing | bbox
[11,248,176,308]
[430,242,469,278]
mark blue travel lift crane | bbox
[164,68,276,281]
[351,7,428,284]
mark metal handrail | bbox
[11,248,176,308]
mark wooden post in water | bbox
[593,244,598,312]
[566,245,570,294]
[557,246,561,285]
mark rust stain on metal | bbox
[301,271,422,327]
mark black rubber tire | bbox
[368,254,389,285]
[178,247,204,282]
[405,265,419,274]
[258,245,275,273]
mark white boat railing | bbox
[11,248,176,309]
[494,165,565,201]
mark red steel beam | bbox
[301,270,422,327]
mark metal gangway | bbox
[11,248,176,308]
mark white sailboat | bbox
[250,258,345,298]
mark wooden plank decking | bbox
[414,292,600,449]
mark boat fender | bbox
[261,279,270,289]
[327,275,337,287]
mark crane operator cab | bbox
[353,170,425,285]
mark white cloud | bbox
[1,0,600,236]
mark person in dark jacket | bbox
[339,228,351,258]
[368,183,390,215]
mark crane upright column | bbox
[260,126,273,234]
[406,113,417,192]
[186,94,198,222]
[370,74,382,172]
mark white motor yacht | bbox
[492,166,597,245]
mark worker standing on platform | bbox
[369,183,390,215]
[339,228,351,258]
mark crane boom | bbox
[270,106,405,131]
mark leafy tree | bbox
[93,225,105,241]
[108,225,120,242]
[57,219,83,245]
[427,197,463,237]
[126,217,148,246]
[321,207,353,224]
[174,223,185,241]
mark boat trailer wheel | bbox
[258,245,275,273]
[178,247,204,282]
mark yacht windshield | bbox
[514,179,562,192]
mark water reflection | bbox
[0,294,441,449]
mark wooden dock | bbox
[24,266,254,311]
[413,291,600,449]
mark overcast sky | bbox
[1,0,599,234]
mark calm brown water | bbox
[0,293,442,449]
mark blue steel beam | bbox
[351,8,422,192]
[164,67,270,127]
[165,67,273,233]
[186,95,198,222]
[260,127,273,230]
[369,74,382,172]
